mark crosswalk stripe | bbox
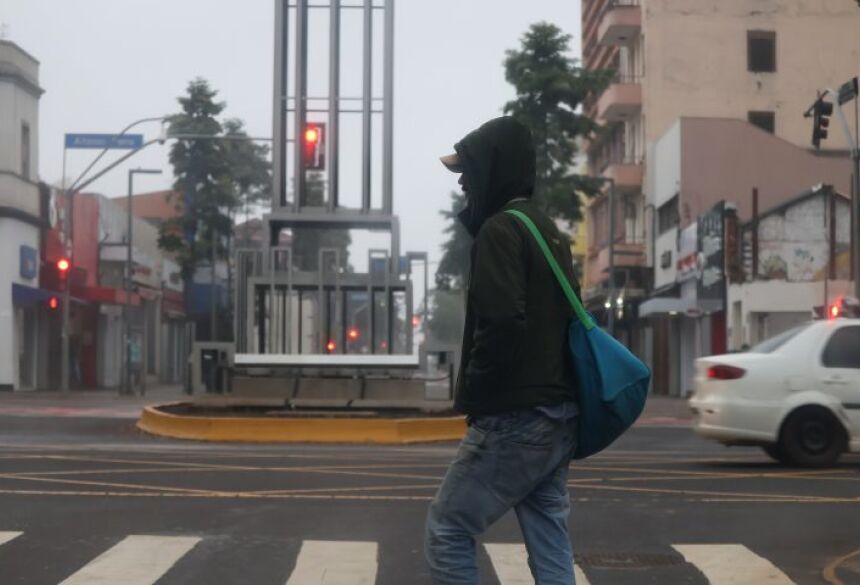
[484,543,591,585]
[285,540,378,585]
[0,531,22,546]
[673,544,796,585]
[58,535,201,585]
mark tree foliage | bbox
[435,191,471,291]
[426,289,466,345]
[503,22,612,225]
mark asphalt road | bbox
[0,415,858,584]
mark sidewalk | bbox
[0,385,188,419]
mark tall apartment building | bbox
[581,0,860,389]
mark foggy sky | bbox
[2,0,581,282]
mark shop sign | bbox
[19,246,37,280]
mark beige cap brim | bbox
[440,153,463,173]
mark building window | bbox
[21,123,31,180]
[747,31,776,73]
[658,195,679,234]
[748,111,775,134]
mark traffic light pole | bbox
[60,148,70,393]
[830,89,860,300]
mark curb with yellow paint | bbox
[137,403,467,444]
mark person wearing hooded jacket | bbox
[425,116,582,585]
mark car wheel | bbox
[762,444,789,464]
[779,407,845,468]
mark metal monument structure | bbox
[234,0,425,373]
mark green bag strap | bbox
[505,209,595,331]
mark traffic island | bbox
[137,401,466,444]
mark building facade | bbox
[581,0,860,392]
[0,41,47,391]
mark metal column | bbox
[328,0,340,211]
[293,0,309,211]
[361,0,373,212]
[272,0,289,209]
[382,0,395,214]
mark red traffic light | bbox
[302,123,325,170]
[48,297,59,310]
[830,304,840,319]
[411,315,421,328]
[326,340,337,353]
[348,327,360,341]
[57,257,70,273]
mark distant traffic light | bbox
[48,296,59,310]
[347,327,360,341]
[812,97,833,149]
[303,122,326,170]
[326,339,337,353]
[57,257,71,285]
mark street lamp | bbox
[60,115,168,394]
[124,168,162,396]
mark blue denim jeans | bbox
[425,410,579,584]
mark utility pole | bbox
[607,178,617,337]
[807,77,859,299]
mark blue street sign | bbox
[65,133,144,150]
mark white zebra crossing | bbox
[285,540,378,585]
[673,544,796,585]
[484,543,591,585]
[0,531,22,546]
[57,535,201,585]
[0,531,803,584]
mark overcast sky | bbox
[3,0,581,278]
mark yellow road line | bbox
[823,547,860,584]
[571,482,859,503]
[0,488,435,501]
[0,473,232,496]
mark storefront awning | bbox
[638,297,723,318]
[12,283,54,305]
[12,283,86,306]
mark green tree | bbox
[158,78,234,287]
[222,118,272,234]
[435,191,471,291]
[290,172,352,272]
[426,289,466,345]
[504,22,612,224]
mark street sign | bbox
[64,133,144,150]
[838,77,859,105]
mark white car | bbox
[689,318,860,466]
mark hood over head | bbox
[451,116,536,236]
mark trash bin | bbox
[201,348,219,392]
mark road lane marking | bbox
[484,543,590,585]
[571,482,846,503]
[0,472,234,496]
[0,531,22,546]
[673,544,796,585]
[823,547,860,585]
[285,540,377,585]
[58,535,200,585]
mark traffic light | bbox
[57,257,71,285]
[302,123,325,170]
[812,97,833,149]
[48,296,59,310]
[326,339,337,353]
[347,327,360,341]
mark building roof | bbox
[114,190,182,224]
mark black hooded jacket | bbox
[453,117,580,415]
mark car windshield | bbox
[748,324,811,354]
